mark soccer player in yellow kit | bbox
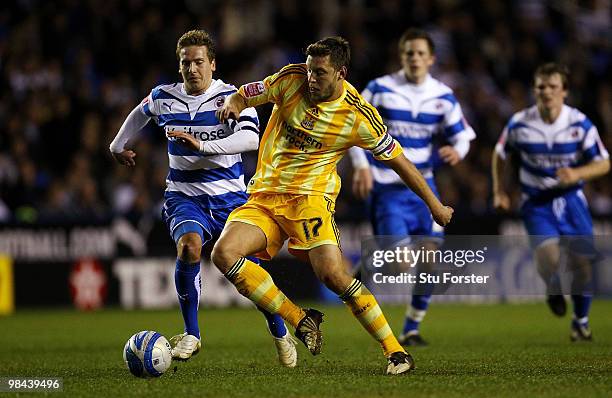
[212,36,453,375]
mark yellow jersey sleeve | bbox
[238,64,307,107]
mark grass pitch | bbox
[0,301,611,398]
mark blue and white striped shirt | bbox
[350,72,475,185]
[142,79,259,209]
[495,104,609,200]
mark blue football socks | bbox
[257,305,288,338]
[175,259,202,339]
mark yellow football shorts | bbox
[226,193,341,260]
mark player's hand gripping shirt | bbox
[495,104,609,199]
[238,63,403,198]
[142,79,259,208]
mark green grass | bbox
[0,301,611,398]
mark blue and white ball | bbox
[123,331,173,378]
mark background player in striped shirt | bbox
[212,36,454,375]
[349,28,476,346]
[492,63,609,341]
[109,30,298,367]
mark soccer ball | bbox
[123,331,173,378]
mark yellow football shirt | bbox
[238,63,403,198]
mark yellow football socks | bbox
[340,278,404,357]
[225,257,305,327]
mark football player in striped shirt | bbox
[110,30,298,367]
[493,63,609,341]
[348,28,476,346]
[212,36,453,374]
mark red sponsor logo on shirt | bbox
[243,82,265,98]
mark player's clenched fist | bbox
[556,167,580,186]
[111,150,137,167]
[216,93,247,122]
[432,204,453,226]
[492,192,511,212]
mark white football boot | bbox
[273,333,298,368]
[169,333,201,361]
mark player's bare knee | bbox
[536,243,560,264]
[571,257,592,288]
[211,240,239,273]
[177,234,202,263]
[319,273,345,294]
[316,266,352,294]
[309,246,351,293]
[535,243,561,278]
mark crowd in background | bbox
[0,0,610,227]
